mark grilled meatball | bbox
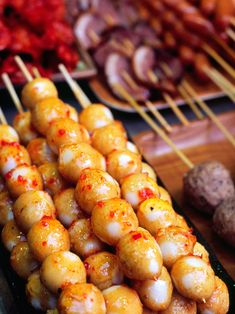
[183,161,235,215]
[0,190,14,226]
[0,124,19,144]
[27,138,56,167]
[213,196,235,247]
[1,219,26,252]
[13,111,38,145]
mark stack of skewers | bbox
[0,56,232,313]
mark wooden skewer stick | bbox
[182,80,235,148]
[121,71,140,90]
[1,73,24,114]
[227,28,235,42]
[203,44,235,79]
[14,56,33,82]
[210,68,235,97]
[103,14,116,26]
[0,107,8,125]
[230,17,235,27]
[146,69,190,126]
[145,101,173,133]
[58,64,91,109]
[32,67,41,78]
[88,30,101,45]
[213,34,235,62]
[114,83,194,169]
[109,40,133,57]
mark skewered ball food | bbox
[84,252,124,290]
[213,195,235,248]
[0,142,31,175]
[155,226,196,269]
[193,242,210,263]
[91,198,138,245]
[141,162,157,181]
[79,103,114,133]
[40,251,86,294]
[38,162,68,196]
[116,227,163,280]
[0,190,14,226]
[69,218,105,258]
[31,97,69,135]
[27,137,56,166]
[21,78,58,110]
[159,186,172,205]
[91,121,127,155]
[10,241,39,279]
[27,216,70,262]
[102,285,143,314]
[58,283,106,314]
[126,141,139,154]
[0,124,19,144]
[59,143,106,184]
[13,191,56,233]
[137,197,176,235]
[171,255,215,302]
[106,149,142,183]
[64,104,79,122]
[1,219,26,252]
[26,270,57,311]
[46,118,90,154]
[13,111,38,145]
[75,168,120,215]
[133,266,173,311]
[121,173,160,210]
[5,164,43,198]
[183,160,235,215]
[54,188,86,228]
[197,276,229,314]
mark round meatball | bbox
[27,138,56,166]
[59,143,106,184]
[27,217,70,262]
[213,196,235,247]
[91,121,127,156]
[40,251,86,294]
[155,226,196,269]
[69,219,105,258]
[84,252,124,290]
[75,169,120,215]
[133,266,173,311]
[58,283,106,314]
[1,219,26,252]
[46,118,90,154]
[79,104,114,133]
[106,150,142,183]
[91,198,138,245]
[121,173,160,210]
[31,97,68,135]
[38,162,68,196]
[171,255,215,302]
[183,161,235,215]
[137,198,176,235]
[159,290,197,314]
[0,190,14,226]
[26,270,57,311]
[117,227,163,280]
[0,124,19,144]
[5,164,43,198]
[13,191,56,233]
[13,111,38,145]
[0,142,31,175]
[159,186,172,205]
[21,78,58,110]
[141,162,157,181]
[197,276,229,314]
[54,188,86,228]
[10,241,39,279]
[102,285,142,314]
[193,242,210,263]
[175,214,190,230]
[126,141,139,154]
[65,104,79,122]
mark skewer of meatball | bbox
[1,63,230,313]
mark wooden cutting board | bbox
[133,110,235,280]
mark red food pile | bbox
[0,0,79,83]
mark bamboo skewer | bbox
[113,83,194,169]
[32,67,41,78]
[182,80,235,148]
[213,34,235,62]
[203,44,235,79]
[14,56,33,82]
[145,101,173,133]
[1,73,24,114]
[227,28,235,42]
[58,64,91,109]
[0,107,7,125]
[209,68,235,98]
